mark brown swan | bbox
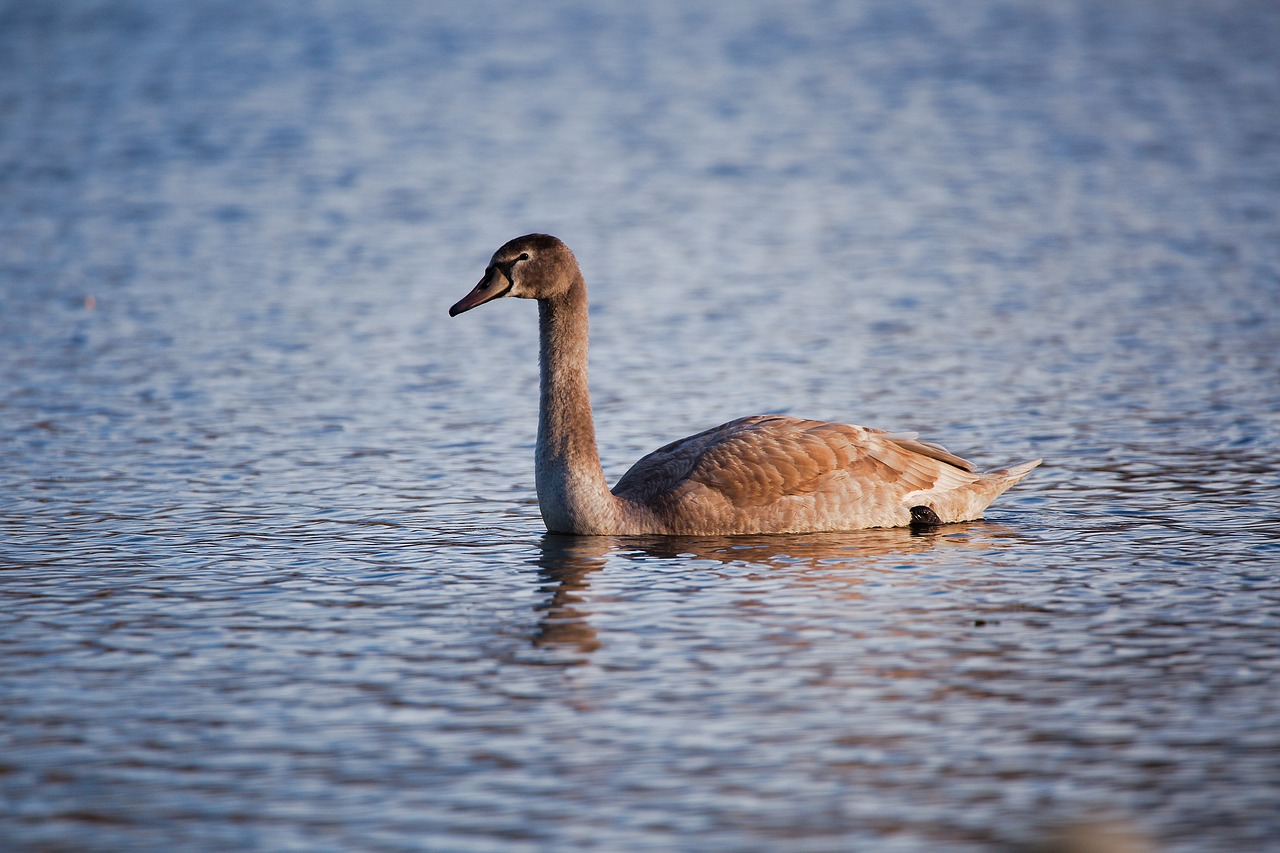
[449,234,1040,535]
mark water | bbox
[2,1,1279,850]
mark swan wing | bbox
[614,415,978,511]
[612,415,770,504]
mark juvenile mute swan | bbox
[449,234,1040,535]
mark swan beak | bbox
[449,266,512,316]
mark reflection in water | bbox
[614,523,1021,567]
[531,534,609,653]
[529,523,1028,653]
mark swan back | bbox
[611,415,1038,534]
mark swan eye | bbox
[517,252,530,261]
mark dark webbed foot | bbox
[909,505,942,528]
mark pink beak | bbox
[449,266,511,316]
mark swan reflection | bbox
[529,523,1025,654]
[531,534,609,653]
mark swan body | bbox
[450,234,1040,535]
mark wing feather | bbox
[613,415,980,518]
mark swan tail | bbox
[916,458,1042,524]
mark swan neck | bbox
[536,282,618,533]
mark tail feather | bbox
[995,458,1043,481]
[925,458,1042,523]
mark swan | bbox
[449,234,1040,535]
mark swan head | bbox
[449,234,579,316]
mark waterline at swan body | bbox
[449,234,1041,535]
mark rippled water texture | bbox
[2,1,1279,850]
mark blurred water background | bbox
[2,1,1278,850]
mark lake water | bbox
[2,1,1278,850]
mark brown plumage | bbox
[449,234,1041,535]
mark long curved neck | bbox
[535,279,619,534]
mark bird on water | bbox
[449,234,1040,536]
